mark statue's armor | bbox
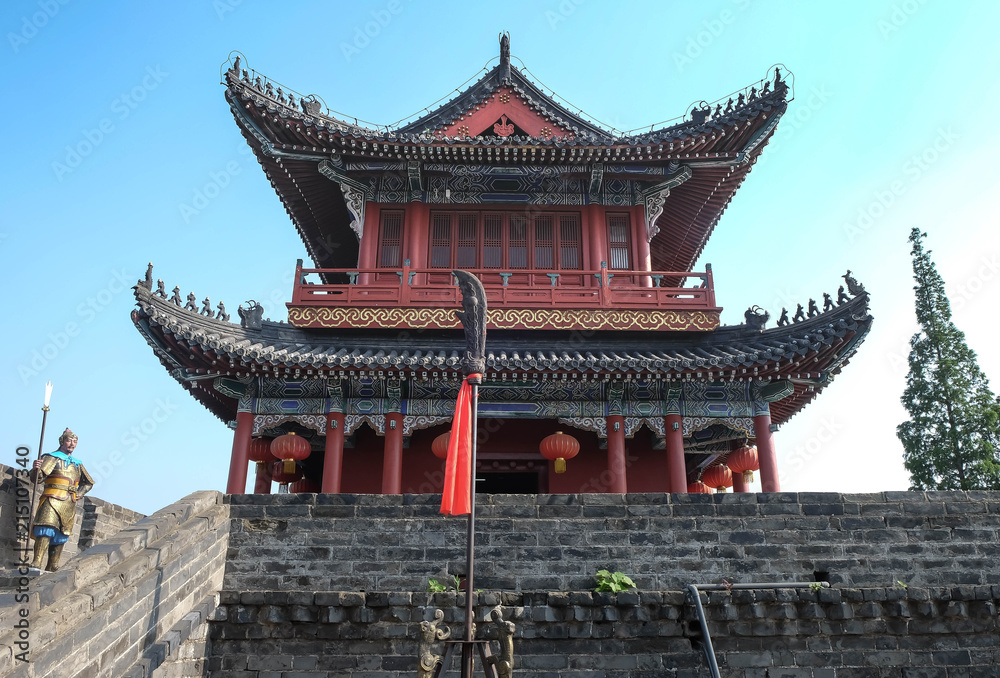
[34,455,94,536]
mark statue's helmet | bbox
[58,428,78,445]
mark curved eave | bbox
[227,68,786,274]
[226,90,358,270]
[224,66,786,152]
[132,278,871,426]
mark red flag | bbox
[440,375,479,515]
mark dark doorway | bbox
[476,472,539,494]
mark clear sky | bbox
[2,1,998,515]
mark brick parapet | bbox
[0,490,228,678]
[222,491,1000,593]
[206,586,1000,676]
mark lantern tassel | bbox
[743,470,754,484]
[555,457,566,474]
[283,459,295,474]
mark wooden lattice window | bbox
[427,210,584,271]
[483,213,503,269]
[430,213,452,268]
[456,213,478,268]
[606,213,632,270]
[508,214,528,269]
[559,215,581,270]
[378,210,404,267]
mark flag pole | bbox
[450,269,487,678]
[462,376,480,678]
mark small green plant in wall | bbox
[427,575,462,593]
[594,569,636,593]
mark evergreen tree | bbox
[897,228,1000,490]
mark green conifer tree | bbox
[897,229,1000,490]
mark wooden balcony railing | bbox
[289,260,718,311]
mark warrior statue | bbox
[30,428,95,571]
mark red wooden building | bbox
[132,36,872,495]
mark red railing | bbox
[289,261,717,311]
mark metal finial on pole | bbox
[27,382,53,538]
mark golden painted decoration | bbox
[287,306,719,332]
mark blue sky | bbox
[2,1,998,514]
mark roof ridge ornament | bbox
[499,31,511,83]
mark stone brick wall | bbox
[206,585,1000,677]
[0,462,143,569]
[78,496,146,551]
[0,490,228,678]
[222,491,1000,593]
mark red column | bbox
[322,412,345,493]
[226,411,253,494]
[664,414,687,493]
[606,415,627,493]
[358,204,380,285]
[754,413,779,492]
[382,412,404,494]
[732,471,748,493]
[632,205,651,282]
[406,203,429,269]
[587,205,607,273]
[253,461,272,494]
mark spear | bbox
[440,270,487,678]
[27,381,53,538]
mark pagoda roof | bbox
[131,274,870,428]
[223,40,790,272]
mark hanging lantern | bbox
[248,438,273,472]
[539,431,580,474]
[270,460,302,492]
[432,431,451,459]
[727,445,760,484]
[701,464,733,493]
[270,432,311,474]
[290,477,321,494]
[687,481,712,494]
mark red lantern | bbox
[687,481,712,494]
[701,464,733,492]
[270,432,311,474]
[539,431,580,474]
[248,437,272,469]
[727,445,760,484]
[432,431,451,459]
[290,477,321,494]
[270,460,302,490]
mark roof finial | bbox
[499,31,511,83]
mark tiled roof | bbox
[131,280,871,426]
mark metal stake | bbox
[27,382,53,538]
